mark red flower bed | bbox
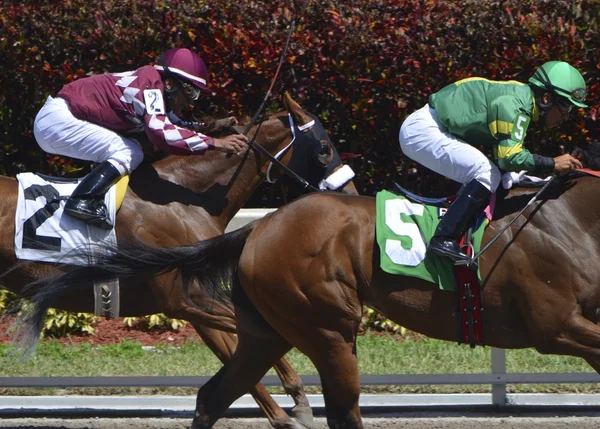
[0,316,199,347]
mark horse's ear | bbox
[284,92,313,127]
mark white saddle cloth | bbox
[14,172,117,264]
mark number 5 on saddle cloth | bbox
[375,188,491,347]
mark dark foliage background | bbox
[0,0,598,206]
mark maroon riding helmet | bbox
[154,48,211,95]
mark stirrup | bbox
[454,257,478,271]
[428,245,470,262]
[428,240,477,270]
[64,199,113,230]
[455,242,478,270]
[64,210,114,230]
[86,216,114,230]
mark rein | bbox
[237,124,321,193]
[465,174,558,265]
[235,15,321,193]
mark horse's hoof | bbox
[190,410,212,429]
[190,420,210,429]
[291,404,315,428]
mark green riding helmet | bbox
[529,61,588,108]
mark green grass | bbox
[0,334,596,396]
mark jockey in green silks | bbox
[399,61,587,263]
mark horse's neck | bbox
[486,176,600,252]
[130,116,290,230]
[137,151,265,229]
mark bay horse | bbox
[15,159,600,428]
[0,92,357,429]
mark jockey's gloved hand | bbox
[212,134,249,155]
[554,154,583,174]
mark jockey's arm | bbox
[143,113,215,156]
[495,139,535,172]
[488,96,554,173]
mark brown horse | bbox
[1,92,357,429]
[16,162,600,428]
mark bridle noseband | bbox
[233,121,321,193]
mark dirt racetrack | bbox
[2,415,600,428]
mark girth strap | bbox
[455,229,484,348]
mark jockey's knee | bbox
[472,164,501,192]
[107,137,144,174]
[128,141,145,171]
[106,159,128,176]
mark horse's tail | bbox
[10,221,255,355]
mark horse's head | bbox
[574,141,600,171]
[138,93,358,225]
[257,92,358,197]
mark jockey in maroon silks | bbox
[34,48,248,229]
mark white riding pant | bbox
[399,104,501,192]
[33,96,144,175]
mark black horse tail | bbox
[10,221,256,356]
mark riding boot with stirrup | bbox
[63,161,123,230]
[427,179,491,263]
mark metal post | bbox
[491,348,507,406]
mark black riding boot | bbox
[427,179,491,263]
[63,161,123,230]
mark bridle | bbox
[233,14,322,193]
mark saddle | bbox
[394,183,450,207]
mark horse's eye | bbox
[317,142,333,166]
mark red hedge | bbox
[0,0,598,200]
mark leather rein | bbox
[233,17,321,193]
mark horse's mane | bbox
[195,111,281,138]
[575,141,600,170]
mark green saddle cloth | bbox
[375,190,487,291]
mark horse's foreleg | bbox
[192,324,313,429]
[191,316,294,428]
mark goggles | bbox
[180,81,201,101]
[551,84,588,103]
[534,68,588,103]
